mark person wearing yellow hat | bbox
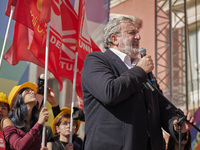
[47,107,83,150]
[1,82,49,150]
[0,92,9,121]
[0,92,9,150]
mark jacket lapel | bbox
[104,49,128,74]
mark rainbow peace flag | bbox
[190,107,200,150]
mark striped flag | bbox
[190,107,200,149]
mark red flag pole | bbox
[69,52,78,143]
[0,5,15,72]
[42,22,50,147]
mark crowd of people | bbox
[0,15,196,150]
[0,82,83,150]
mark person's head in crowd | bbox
[8,82,39,132]
[103,16,141,60]
[52,107,81,142]
[167,130,191,150]
[0,92,9,121]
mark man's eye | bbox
[128,31,136,35]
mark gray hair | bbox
[103,16,135,49]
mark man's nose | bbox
[135,33,141,40]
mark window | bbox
[110,0,127,8]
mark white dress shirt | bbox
[110,48,139,69]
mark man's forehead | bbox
[120,22,137,30]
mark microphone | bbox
[138,47,155,84]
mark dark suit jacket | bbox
[81,49,177,150]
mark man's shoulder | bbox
[86,49,112,58]
[85,51,104,60]
[87,51,103,57]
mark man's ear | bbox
[111,34,119,46]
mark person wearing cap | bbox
[1,82,49,150]
[47,107,83,150]
[0,92,9,150]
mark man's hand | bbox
[65,143,73,150]
[136,55,154,74]
[40,147,48,150]
[173,109,195,133]
[47,87,58,107]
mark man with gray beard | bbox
[81,16,194,150]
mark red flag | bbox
[39,0,51,24]
[47,0,80,94]
[6,0,33,29]
[72,0,102,101]
[4,0,105,100]
[3,22,44,67]
[28,0,63,90]
[4,0,63,91]
[77,0,101,61]
[77,96,84,110]
[50,0,101,99]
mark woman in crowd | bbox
[47,107,83,150]
[1,82,49,150]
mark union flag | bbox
[4,0,110,108]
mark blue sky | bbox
[0,0,29,91]
[0,0,14,40]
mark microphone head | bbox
[138,47,146,55]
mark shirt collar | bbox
[110,48,127,62]
[109,48,139,68]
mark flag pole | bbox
[0,6,15,72]
[42,22,50,147]
[70,52,78,143]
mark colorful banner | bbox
[190,107,200,149]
